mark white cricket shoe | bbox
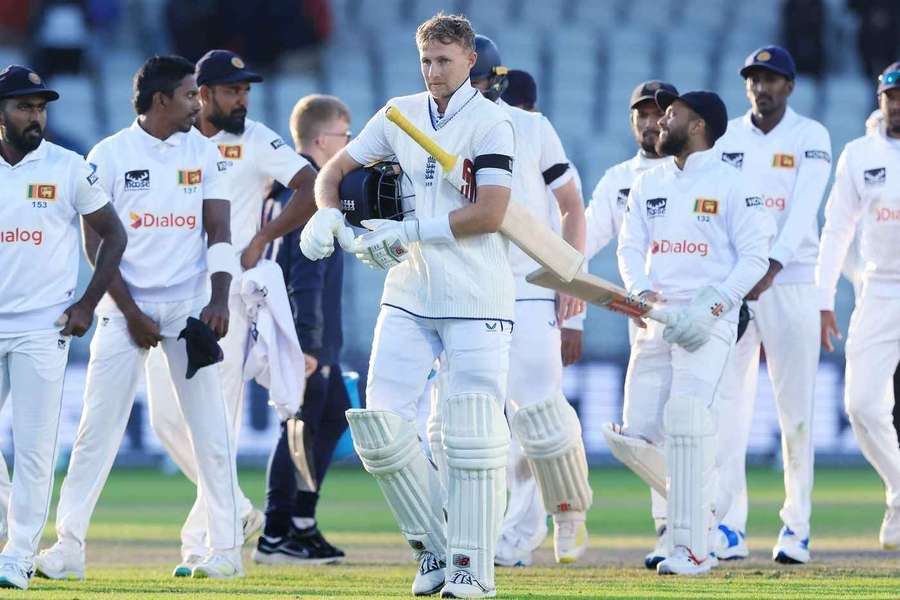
[879,507,900,550]
[772,526,810,564]
[242,508,265,543]
[715,524,749,560]
[172,554,203,577]
[657,545,715,576]
[0,560,31,590]
[412,551,445,596]
[494,536,532,567]
[644,525,667,569]
[191,552,244,579]
[34,543,85,580]
[440,570,495,598]
[553,512,588,564]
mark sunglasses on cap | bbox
[879,71,900,86]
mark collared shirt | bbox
[715,107,832,284]
[617,148,775,318]
[88,120,230,306]
[0,140,109,333]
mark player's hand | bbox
[303,353,318,377]
[200,300,230,340]
[745,272,775,300]
[556,292,585,323]
[820,310,841,352]
[352,219,414,270]
[629,290,664,329]
[240,236,266,271]
[663,287,731,352]
[125,310,163,349]
[561,328,583,366]
[300,208,354,260]
[59,300,95,337]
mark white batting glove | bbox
[662,286,732,352]
[351,219,417,270]
[299,208,354,260]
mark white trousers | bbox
[54,296,242,553]
[499,300,560,552]
[0,331,69,566]
[844,294,900,509]
[145,292,251,558]
[716,284,819,538]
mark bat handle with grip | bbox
[384,107,457,171]
[646,308,672,326]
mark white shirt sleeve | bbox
[769,123,833,267]
[86,143,115,199]
[584,173,617,260]
[716,176,776,306]
[345,106,393,166]
[538,117,574,191]
[71,157,110,215]
[203,141,230,202]
[256,125,310,186]
[472,119,514,188]
[816,148,862,310]
[617,176,653,295]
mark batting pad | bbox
[511,394,593,515]
[346,409,446,557]
[663,395,715,558]
[443,393,509,588]
[426,372,449,498]
[602,423,667,496]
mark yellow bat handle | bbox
[385,106,457,172]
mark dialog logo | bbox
[651,239,709,257]
[129,212,197,229]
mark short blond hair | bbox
[289,94,351,147]
[415,12,475,51]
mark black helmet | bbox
[339,161,413,227]
[472,35,508,102]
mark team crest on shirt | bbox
[218,144,243,160]
[646,197,667,218]
[616,188,630,209]
[86,163,99,185]
[26,184,56,201]
[864,167,886,186]
[177,169,202,186]
[693,198,719,215]
[124,169,150,190]
[721,152,744,169]
[772,153,795,168]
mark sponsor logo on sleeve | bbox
[616,188,630,209]
[721,152,744,169]
[217,161,228,172]
[177,169,202,186]
[804,150,831,162]
[269,137,286,150]
[693,198,719,215]
[745,196,762,207]
[646,197,667,218]
[124,169,150,191]
[26,184,57,201]
[864,167,886,187]
[218,144,243,159]
[772,153,795,168]
[86,163,99,185]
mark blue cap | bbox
[195,50,263,87]
[878,61,900,94]
[655,89,728,143]
[0,65,59,101]
[502,69,537,108]
[630,80,678,109]
[740,46,796,80]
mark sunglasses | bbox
[321,130,352,140]
[879,71,900,86]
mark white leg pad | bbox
[426,371,449,497]
[443,393,509,589]
[602,423,667,497]
[346,409,446,557]
[511,394,593,515]
[663,395,715,558]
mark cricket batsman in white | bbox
[614,89,774,575]
[0,65,126,590]
[302,13,515,598]
[36,55,245,580]
[817,61,900,551]
[713,46,832,563]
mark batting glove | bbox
[299,208,354,260]
[662,286,732,352]
[351,219,416,270]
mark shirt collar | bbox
[632,150,665,170]
[669,147,717,175]
[130,119,185,149]
[0,138,48,168]
[742,106,797,136]
[428,78,480,130]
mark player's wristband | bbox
[406,216,454,244]
[207,242,239,277]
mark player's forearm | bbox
[203,199,234,305]
[769,163,831,266]
[617,245,652,295]
[719,248,770,306]
[448,185,509,237]
[555,180,586,253]
[315,150,359,210]
[254,183,317,246]
[80,226,127,308]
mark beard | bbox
[656,127,688,157]
[639,132,659,155]
[208,109,246,135]
[7,122,43,154]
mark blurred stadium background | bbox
[0,0,895,467]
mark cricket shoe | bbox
[879,507,900,550]
[494,536,532,567]
[243,508,265,543]
[252,534,341,565]
[440,570,495,598]
[553,512,588,563]
[644,525,667,569]
[34,543,85,580]
[715,524,749,560]
[172,554,203,577]
[191,552,244,579]
[657,545,716,576]
[773,526,810,564]
[0,560,32,590]
[291,525,345,561]
[412,551,445,596]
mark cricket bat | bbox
[384,106,584,283]
[526,267,672,324]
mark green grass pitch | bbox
[12,465,900,599]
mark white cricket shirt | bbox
[89,121,230,307]
[617,148,775,320]
[816,129,900,309]
[207,118,308,251]
[715,107,832,284]
[0,140,109,333]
